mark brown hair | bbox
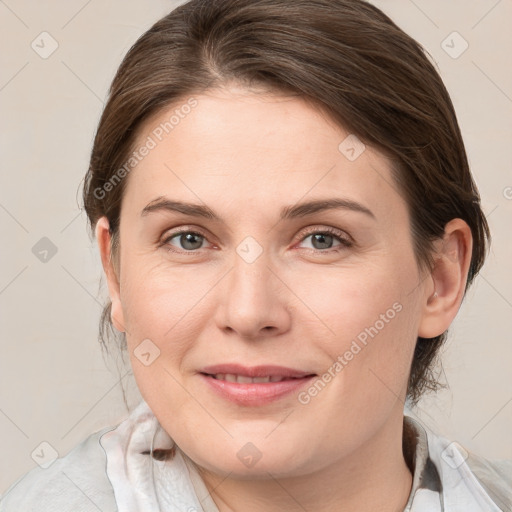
[82,0,490,405]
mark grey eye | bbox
[168,232,205,251]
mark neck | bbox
[196,412,413,512]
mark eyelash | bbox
[160,226,353,255]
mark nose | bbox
[214,249,292,340]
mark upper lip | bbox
[200,364,315,378]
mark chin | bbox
[181,433,314,479]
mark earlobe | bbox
[95,216,126,333]
[417,219,473,339]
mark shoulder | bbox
[0,426,118,512]
[424,422,512,511]
[464,449,512,511]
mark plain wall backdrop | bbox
[1,0,511,495]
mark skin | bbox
[96,85,472,512]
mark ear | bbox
[418,218,473,338]
[95,216,126,333]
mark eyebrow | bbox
[140,196,376,221]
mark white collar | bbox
[100,399,219,512]
[99,399,507,512]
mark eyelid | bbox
[297,225,353,244]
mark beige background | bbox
[1,0,511,495]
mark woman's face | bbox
[103,86,433,477]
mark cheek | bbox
[310,253,421,400]
[303,257,417,346]
[118,258,218,398]
[119,251,212,336]
[120,266,209,414]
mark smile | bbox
[198,365,316,406]
[209,374,302,383]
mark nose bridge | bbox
[230,236,274,304]
[216,234,291,337]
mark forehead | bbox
[121,87,403,221]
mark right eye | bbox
[161,229,210,253]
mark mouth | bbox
[206,373,306,383]
[198,364,317,405]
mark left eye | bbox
[298,229,352,252]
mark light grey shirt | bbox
[1,399,511,511]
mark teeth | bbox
[212,373,286,383]
[252,376,270,383]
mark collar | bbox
[99,400,504,512]
[402,414,444,511]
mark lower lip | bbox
[200,374,316,406]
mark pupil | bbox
[313,233,332,250]
[182,233,202,250]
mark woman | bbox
[1,0,510,510]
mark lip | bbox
[199,364,316,406]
